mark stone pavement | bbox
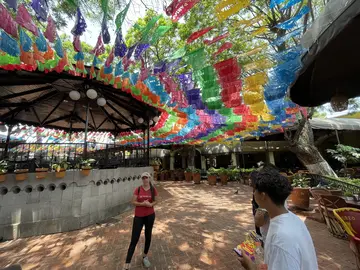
[0,182,357,270]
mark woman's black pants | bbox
[125,213,155,263]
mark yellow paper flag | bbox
[251,26,267,36]
[243,59,273,72]
[216,0,251,22]
[244,72,268,89]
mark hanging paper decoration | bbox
[187,26,214,44]
[5,0,17,11]
[44,44,54,60]
[212,42,233,58]
[74,52,84,61]
[269,0,286,9]
[140,15,161,43]
[165,0,200,22]
[186,47,206,70]
[272,27,303,46]
[151,25,172,45]
[126,45,136,59]
[54,36,64,58]
[105,48,114,67]
[16,4,38,36]
[0,31,20,56]
[134,44,150,60]
[44,16,57,43]
[31,0,48,22]
[35,30,47,52]
[115,61,124,76]
[154,61,166,74]
[101,16,110,44]
[204,32,229,46]
[115,31,127,57]
[0,4,18,38]
[279,0,302,10]
[71,8,87,36]
[251,26,267,36]
[238,44,267,57]
[276,6,310,30]
[91,35,105,56]
[215,0,250,22]
[115,1,131,30]
[236,15,263,27]
[243,59,273,72]
[178,73,194,91]
[139,57,149,81]
[73,35,82,52]
[20,29,32,52]
[168,46,187,60]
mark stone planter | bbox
[15,169,29,181]
[55,169,66,179]
[185,172,192,182]
[0,172,6,182]
[208,175,217,185]
[193,173,201,184]
[36,168,49,179]
[220,174,228,185]
[290,187,310,210]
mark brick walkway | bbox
[0,182,357,270]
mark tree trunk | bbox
[285,116,337,177]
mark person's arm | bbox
[131,195,145,207]
[266,245,301,270]
[255,209,269,228]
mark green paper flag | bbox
[115,1,131,30]
[151,25,172,45]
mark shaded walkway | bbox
[0,182,357,269]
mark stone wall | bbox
[0,167,153,240]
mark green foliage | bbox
[51,160,69,172]
[185,167,193,173]
[150,158,161,166]
[291,174,310,188]
[192,168,201,174]
[77,158,96,169]
[207,167,218,176]
[327,144,360,167]
[0,160,8,174]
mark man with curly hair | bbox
[240,165,318,270]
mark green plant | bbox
[207,167,218,176]
[81,159,96,169]
[291,174,311,188]
[240,168,255,173]
[0,160,8,174]
[150,158,161,166]
[327,144,360,169]
[192,168,201,174]
[51,160,69,172]
[185,168,193,173]
[344,191,353,197]
[218,167,230,176]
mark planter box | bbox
[193,173,201,184]
[0,173,6,182]
[208,175,217,185]
[36,168,49,179]
[55,169,66,179]
[185,172,192,182]
[81,169,91,176]
[290,187,310,210]
[15,169,29,181]
[220,174,228,185]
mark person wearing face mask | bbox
[123,172,158,270]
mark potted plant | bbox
[150,158,161,172]
[193,168,201,184]
[218,168,230,185]
[36,167,49,180]
[290,174,311,210]
[344,191,354,201]
[0,160,8,182]
[80,159,95,176]
[207,168,218,186]
[52,160,69,179]
[14,168,29,181]
[160,170,168,181]
[184,168,193,182]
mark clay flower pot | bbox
[220,174,228,185]
[290,187,310,210]
[36,168,49,180]
[15,169,29,181]
[208,175,217,185]
[185,172,192,182]
[81,166,91,176]
[55,169,66,179]
[193,173,201,184]
[0,172,6,182]
[152,165,160,171]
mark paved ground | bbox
[0,182,357,270]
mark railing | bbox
[302,173,360,195]
[1,142,149,171]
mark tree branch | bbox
[315,131,341,146]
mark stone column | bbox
[201,156,206,171]
[267,151,275,165]
[231,152,238,167]
[170,152,175,170]
[187,147,195,169]
[182,155,186,169]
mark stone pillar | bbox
[170,152,175,170]
[267,151,275,165]
[182,156,186,169]
[188,147,195,169]
[231,152,238,167]
[201,156,206,171]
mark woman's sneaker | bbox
[143,257,151,268]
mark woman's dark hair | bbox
[254,166,292,206]
[150,182,155,201]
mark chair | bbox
[319,195,348,239]
[334,208,360,269]
[310,188,331,223]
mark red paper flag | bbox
[212,42,233,58]
[166,0,200,22]
[204,32,229,45]
[0,4,18,38]
[187,26,214,44]
[16,4,38,36]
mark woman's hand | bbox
[238,250,257,270]
[143,200,152,207]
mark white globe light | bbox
[69,90,80,101]
[153,116,159,122]
[149,120,154,125]
[138,118,144,124]
[0,125,7,132]
[97,98,106,106]
[86,89,98,99]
